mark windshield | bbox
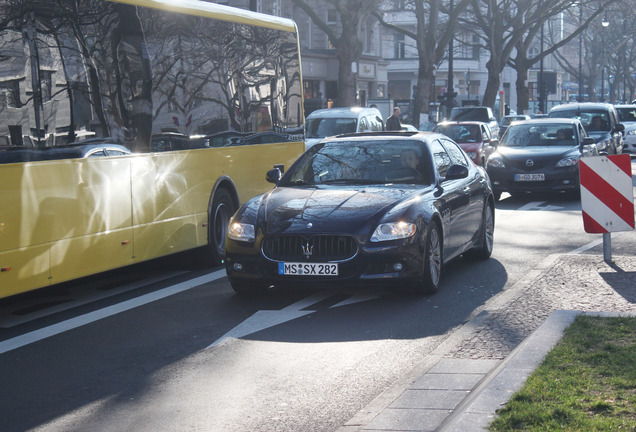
[500,124,577,147]
[616,107,636,123]
[548,109,610,133]
[281,140,434,186]
[501,116,526,126]
[450,108,488,122]
[435,124,481,143]
[305,118,357,138]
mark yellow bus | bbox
[0,0,305,298]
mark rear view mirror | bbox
[266,168,282,184]
[445,164,469,180]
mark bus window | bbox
[0,0,305,298]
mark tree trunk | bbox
[412,57,435,125]
[514,57,530,114]
[482,58,501,109]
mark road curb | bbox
[438,309,636,431]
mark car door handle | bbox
[462,186,471,195]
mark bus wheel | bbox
[209,188,235,265]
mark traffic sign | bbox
[579,154,634,234]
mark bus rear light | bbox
[121,240,130,245]
[1,267,11,272]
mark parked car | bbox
[304,107,384,149]
[450,106,500,139]
[548,102,624,155]
[434,121,497,167]
[486,118,597,201]
[614,104,636,154]
[499,114,531,136]
[401,124,418,132]
[225,130,495,295]
[418,120,437,131]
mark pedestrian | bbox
[386,107,402,131]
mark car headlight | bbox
[228,221,255,242]
[370,221,416,242]
[627,130,636,135]
[487,156,505,168]
[465,151,477,160]
[556,156,579,167]
[596,139,610,151]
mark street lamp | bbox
[601,18,609,101]
[578,3,583,102]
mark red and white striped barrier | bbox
[579,154,634,233]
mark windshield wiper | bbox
[320,179,383,185]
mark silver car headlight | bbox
[596,139,610,151]
[556,156,579,167]
[228,220,255,242]
[487,156,506,168]
[627,129,636,135]
[370,221,416,242]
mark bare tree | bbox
[374,0,471,124]
[462,0,612,109]
[289,0,382,107]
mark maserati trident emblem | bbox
[301,241,313,259]
[526,159,535,167]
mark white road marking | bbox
[0,271,188,328]
[206,291,332,348]
[517,201,564,211]
[0,270,225,355]
[568,231,625,254]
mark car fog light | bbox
[493,180,500,185]
[393,263,404,271]
[233,263,243,271]
[563,180,570,184]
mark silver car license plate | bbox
[515,173,545,181]
[278,262,338,276]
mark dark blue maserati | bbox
[225,131,495,295]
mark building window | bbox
[304,80,320,99]
[0,80,22,107]
[394,33,405,59]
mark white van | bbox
[304,107,384,149]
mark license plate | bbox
[515,173,545,181]
[278,262,338,276]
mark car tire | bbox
[230,280,269,295]
[208,188,235,265]
[406,222,442,295]
[465,204,494,260]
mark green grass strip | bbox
[488,315,636,431]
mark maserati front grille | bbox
[262,235,358,262]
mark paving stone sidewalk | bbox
[339,231,636,432]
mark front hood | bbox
[587,131,611,142]
[260,186,424,234]
[496,145,577,162]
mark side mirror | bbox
[266,168,282,184]
[615,123,625,134]
[445,164,469,181]
[582,137,596,146]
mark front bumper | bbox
[225,237,424,288]
[487,165,580,195]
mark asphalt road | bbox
[0,190,627,432]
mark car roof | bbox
[549,102,615,112]
[306,107,382,119]
[321,130,439,143]
[505,118,581,126]
[436,121,489,126]
[614,104,636,108]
